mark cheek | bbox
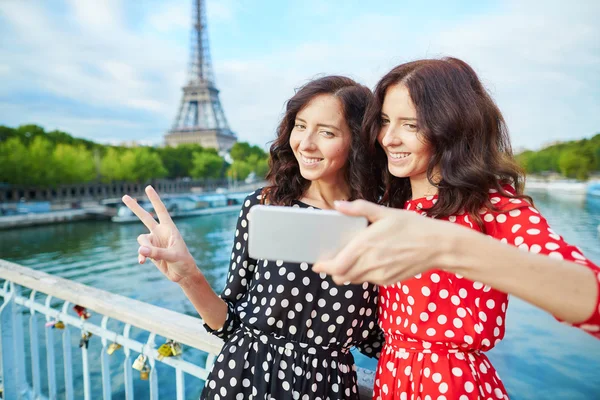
[324,140,350,161]
[377,129,385,145]
[417,142,432,158]
[289,132,301,151]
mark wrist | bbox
[435,224,478,275]
[178,265,205,290]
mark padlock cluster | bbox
[131,339,183,380]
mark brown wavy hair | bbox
[263,75,374,206]
[362,57,532,231]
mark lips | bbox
[388,152,411,159]
[300,154,324,165]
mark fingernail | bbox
[139,246,151,256]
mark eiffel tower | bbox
[164,0,237,152]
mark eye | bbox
[294,123,306,130]
[405,123,418,130]
[380,117,390,126]
[320,131,335,138]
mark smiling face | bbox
[377,83,433,185]
[289,94,352,185]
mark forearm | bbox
[177,268,228,330]
[440,229,598,323]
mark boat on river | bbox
[111,191,250,223]
[587,182,600,198]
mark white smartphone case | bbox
[248,205,368,264]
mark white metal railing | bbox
[0,259,375,399]
[0,259,222,399]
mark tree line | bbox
[0,124,269,186]
[4,124,597,186]
[516,133,600,180]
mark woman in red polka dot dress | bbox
[317,57,600,399]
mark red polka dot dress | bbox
[373,186,600,400]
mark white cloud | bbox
[426,0,600,149]
[0,0,597,152]
[214,1,600,150]
[0,0,186,124]
[147,0,240,33]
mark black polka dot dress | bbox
[202,189,382,400]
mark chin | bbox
[388,165,409,178]
[299,169,319,181]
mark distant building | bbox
[164,0,237,152]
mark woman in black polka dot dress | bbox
[122,76,382,399]
[203,76,382,399]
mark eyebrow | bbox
[381,113,417,122]
[295,118,340,130]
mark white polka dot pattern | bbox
[374,184,600,399]
[202,189,383,399]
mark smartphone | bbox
[247,205,368,264]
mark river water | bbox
[1,191,599,399]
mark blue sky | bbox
[0,0,598,151]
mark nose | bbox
[298,130,317,152]
[380,123,402,148]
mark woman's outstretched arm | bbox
[314,200,600,334]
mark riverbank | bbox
[525,176,600,196]
[0,206,110,230]
[0,182,265,230]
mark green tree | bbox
[100,147,167,183]
[558,148,594,180]
[191,151,224,179]
[230,142,252,162]
[100,148,126,182]
[28,136,57,185]
[254,157,269,178]
[246,153,269,178]
[227,160,252,181]
[230,142,267,162]
[132,148,168,182]
[159,144,204,178]
[0,137,29,184]
[0,126,15,142]
[15,124,46,145]
[53,144,96,184]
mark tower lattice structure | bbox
[164,0,237,152]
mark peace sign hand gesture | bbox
[122,186,198,284]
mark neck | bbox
[409,170,440,200]
[303,178,350,210]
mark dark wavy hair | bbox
[263,76,373,205]
[362,57,532,231]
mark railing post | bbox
[62,301,74,400]
[176,368,185,400]
[146,333,159,400]
[123,324,134,400]
[44,295,58,400]
[11,283,29,397]
[81,321,92,400]
[100,316,112,400]
[0,283,18,400]
[29,290,42,397]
